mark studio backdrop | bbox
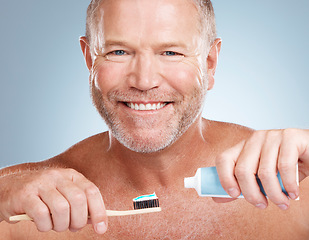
[1,0,308,167]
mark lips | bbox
[125,102,168,111]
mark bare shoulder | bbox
[0,132,110,183]
[48,132,109,167]
[47,132,111,177]
[203,119,254,148]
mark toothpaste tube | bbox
[184,166,297,198]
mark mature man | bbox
[1,0,309,239]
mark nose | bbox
[128,53,160,91]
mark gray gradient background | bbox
[1,1,308,168]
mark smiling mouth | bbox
[124,102,170,111]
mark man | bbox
[1,0,309,239]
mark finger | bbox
[258,131,290,210]
[23,196,53,232]
[212,197,237,203]
[216,140,245,198]
[235,131,268,209]
[79,181,107,235]
[39,187,71,232]
[278,130,300,200]
[56,180,88,232]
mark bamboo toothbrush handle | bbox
[9,207,161,221]
[106,207,161,216]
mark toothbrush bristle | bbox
[133,198,160,210]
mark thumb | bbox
[212,197,237,204]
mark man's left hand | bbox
[215,129,309,210]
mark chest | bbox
[87,193,307,240]
[12,184,309,240]
[12,196,308,240]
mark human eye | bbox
[161,50,184,62]
[163,51,183,56]
[111,50,127,56]
[104,49,131,62]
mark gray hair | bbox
[85,0,217,54]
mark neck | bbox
[106,118,214,191]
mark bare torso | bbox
[1,120,309,239]
[4,189,309,239]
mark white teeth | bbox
[145,103,151,110]
[126,102,167,111]
[140,104,146,110]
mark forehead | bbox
[95,0,200,47]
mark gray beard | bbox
[90,77,207,153]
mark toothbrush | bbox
[9,193,161,221]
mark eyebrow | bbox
[103,40,188,50]
[155,42,188,49]
[104,40,129,48]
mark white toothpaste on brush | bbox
[184,166,299,198]
[133,192,160,209]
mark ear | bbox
[80,36,93,71]
[206,38,222,90]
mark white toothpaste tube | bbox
[184,166,298,198]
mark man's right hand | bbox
[0,168,108,234]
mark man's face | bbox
[90,0,209,153]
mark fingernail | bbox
[228,188,239,198]
[278,204,289,211]
[95,222,107,234]
[288,192,297,200]
[255,203,267,210]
